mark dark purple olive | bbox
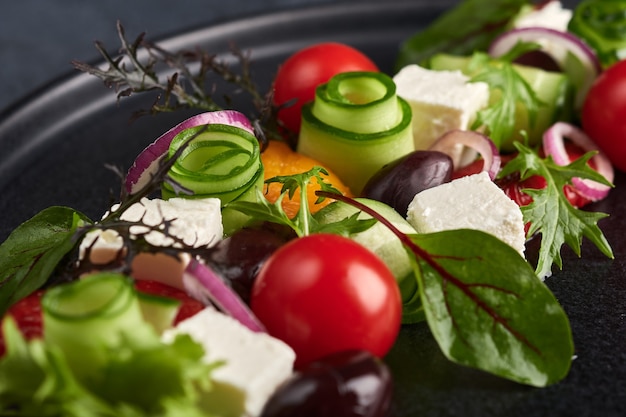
[261,349,393,417]
[202,222,296,304]
[361,150,453,215]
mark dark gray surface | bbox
[0,0,371,113]
[1,1,624,416]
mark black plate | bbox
[0,1,624,416]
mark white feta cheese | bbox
[406,172,526,257]
[162,308,296,417]
[513,1,572,32]
[79,197,223,289]
[393,64,490,166]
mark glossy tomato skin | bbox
[273,42,378,134]
[251,234,401,368]
[582,59,626,172]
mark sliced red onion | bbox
[488,27,601,107]
[125,110,254,194]
[183,258,266,333]
[543,122,614,201]
[428,129,501,180]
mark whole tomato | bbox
[582,59,626,172]
[272,42,378,134]
[250,233,401,368]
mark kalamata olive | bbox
[361,150,453,216]
[261,349,393,417]
[202,222,296,304]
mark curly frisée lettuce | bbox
[0,273,221,417]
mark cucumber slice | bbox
[298,71,414,194]
[429,53,574,151]
[162,123,264,235]
[315,198,424,323]
[137,291,181,335]
[42,273,155,381]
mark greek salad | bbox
[0,0,624,416]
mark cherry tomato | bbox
[582,59,626,172]
[0,290,45,356]
[250,234,401,368]
[273,42,378,134]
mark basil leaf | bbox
[412,229,573,387]
[0,206,91,315]
[396,0,529,69]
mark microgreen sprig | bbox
[226,166,376,238]
[72,21,282,142]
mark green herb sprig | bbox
[72,21,282,143]
[500,142,614,278]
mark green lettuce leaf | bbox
[0,318,220,417]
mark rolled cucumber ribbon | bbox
[162,123,264,235]
[297,71,414,194]
[42,273,152,384]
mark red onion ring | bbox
[488,27,601,107]
[543,122,614,201]
[428,129,501,180]
[183,259,266,333]
[125,111,254,194]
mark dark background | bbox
[0,0,380,113]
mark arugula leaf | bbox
[468,53,545,149]
[226,166,376,237]
[396,0,530,69]
[411,229,574,387]
[0,206,91,316]
[500,143,614,278]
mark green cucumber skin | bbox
[298,97,414,195]
[314,198,416,293]
[162,123,264,236]
[42,274,154,383]
[313,71,401,134]
[137,292,181,335]
[429,53,574,151]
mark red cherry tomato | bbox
[250,233,401,368]
[582,59,626,172]
[273,42,379,134]
[0,290,45,356]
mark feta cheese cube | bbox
[393,64,489,166]
[162,308,296,417]
[79,197,223,289]
[513,1,572,32]
[406,172,526,257]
